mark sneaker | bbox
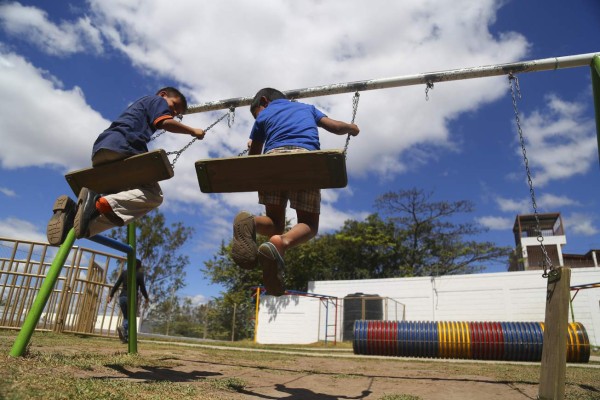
[258,242,285,296]
[74,187,100,239]
[116,326,127,343]
[46,195,76,246]
[231,211,258,270]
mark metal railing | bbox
[0,237,125,337]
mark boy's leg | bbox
[257,190,320,296]
[99,182,163,226]
[74,183,163,238]
[256,204,287,296]
[270,210,319,256]
[270,188,321,256]
[255,204,286,236]
[118,295,128,343]
[231,205,285,270]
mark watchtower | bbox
[512,213,566,271]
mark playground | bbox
[0,52,599,400]
[1,330,599,400]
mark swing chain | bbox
[343,91,360,158]
[167,107,235,168]
[508,73,554,278]
[425,81,434,101]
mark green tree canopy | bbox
[201,188,513,339]
[203,187,512,296]
[374,188,511,276]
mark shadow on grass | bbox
[104,364,222,382]
[237,384,372,400]
[162,356,538,387]
[158,356,540,399]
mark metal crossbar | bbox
[186,52,599,114]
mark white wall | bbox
[256,295,320,344]
[257,268,600,346]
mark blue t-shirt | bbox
[250,99,327,153]
[92,95,173,157]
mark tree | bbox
[202,240,263,339]
[283,214,404,289]
[144,296,208,337]
[108,210,194,320]
[375,188,511,276]
[201,188,512,336]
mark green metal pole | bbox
[127,222,137,354]
[10,229,76,357]
[591,55,600,166]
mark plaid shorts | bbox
[258,146,321,214]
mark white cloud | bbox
[0,187,16,197]
[0,0,534,237]
[495,193,580,215]
[563,213,598,236]
[81,0,529,235]
[537,193,580,209]
[477,216,513,230]
[0,50,108,170]
[86,0,528,181]
[0,217,46,243]
[185,294,209,306]
[516,94,597,186]
[495,196,530,214]
[0,2,103,55]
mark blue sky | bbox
[1,1,599,304]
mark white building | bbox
[256,267,600,347]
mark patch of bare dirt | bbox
[80,342,541,399]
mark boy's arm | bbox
[318,117,360,136]
[248,139,264,155]
[158,119,205,139]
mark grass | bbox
[0,330,599,400]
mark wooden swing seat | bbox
[195,149,347,193]
[65,149,174,195]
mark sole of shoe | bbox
[231,211,258,270]
[74,188,98,239]
[46,195,76,246]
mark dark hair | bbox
[250,88,286,115]
[156,87,188,111]
[136,258,142,269]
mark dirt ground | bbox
[83,340,562,400]
[7,333,599,400]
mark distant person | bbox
[232,88,359,296]
[107,259,150,343]
[46,87,206,246]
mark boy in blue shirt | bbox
[46,87,205,245]
[232,88,360,295]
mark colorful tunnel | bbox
[353,320,590,363]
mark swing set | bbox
[11,51,600,400]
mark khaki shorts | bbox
[258,146,321,214]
